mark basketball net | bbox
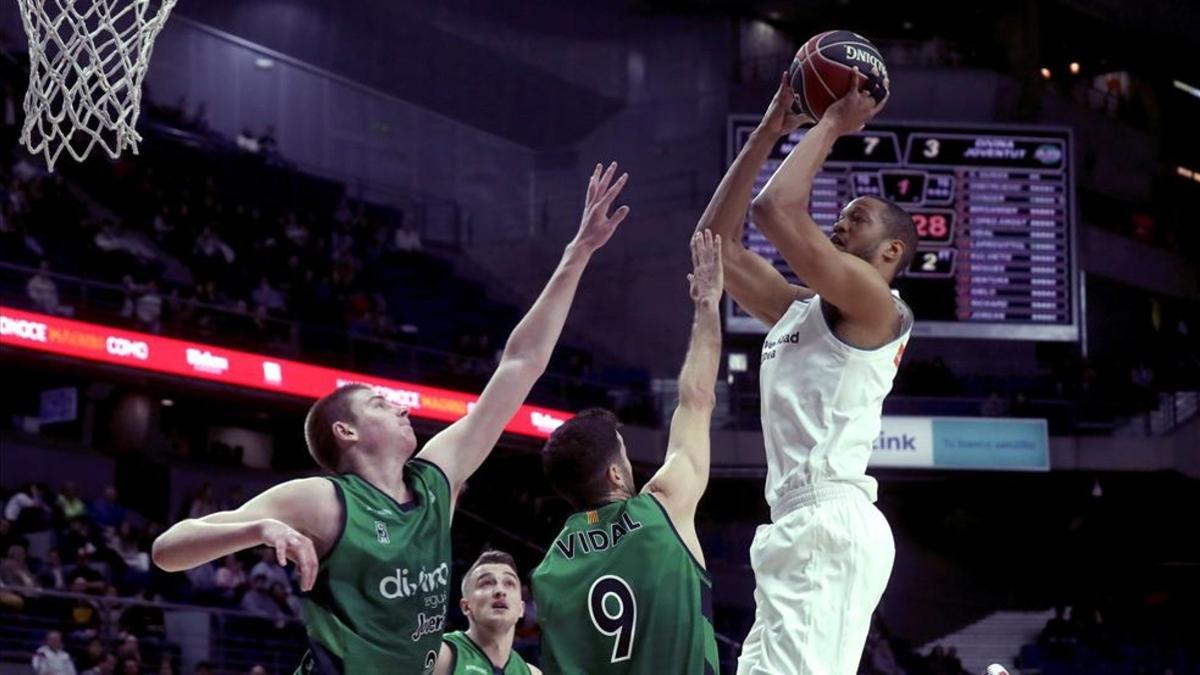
[17,0,177,171]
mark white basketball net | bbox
[17,0,177,171]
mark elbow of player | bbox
[678,384,716,410]
[150,533,189,572]
[499,348,549,378]
[749,195,787,232]
[150,537,175,572]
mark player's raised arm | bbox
[644,230,723,531]
[417,162,630,503]
[697,73,813,326]
[750,78,896,327]
[151,478,335,592]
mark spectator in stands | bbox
[114,634,142,666]
[0,543,40,590]
[98,584,123,642]
[66,550,108,594]
[57,481,89,522]
[134,280,164,333]
[215,554,247,601]
[156,654,176,675]
[193,226,236,270]
[0,518,26,554]
[251,275,286,315]
[32,630,77,675]
[185,484,219,520]
[64,578,102,639]
[119,588,166,641]
[239,573,278,618]
[392,222,423,253]
[193,662,214,675]
[182,560,217,603]
[91,487,127,529]
[247,666,267,675]
[222,486,245,512]
[60,518,99,561]
[269,580,302,621]
[39,549,67,590]
[1040,604,1079,661]
[248,547,290,591]
[80,653,117,675]
[5,482,51,532]
[236,128,261,154]
[79,639,106,672]
[259,126,278,157]
[118,658,140,675]
[27,260,70,316]
[108,521,151,577]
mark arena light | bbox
[1173,79,1200,100]
[1040,67,1052,80]
[1068,62,1080,75]
[0,306,571,438]
[1177,166,1200,184]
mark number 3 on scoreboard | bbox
[589,575,637,663]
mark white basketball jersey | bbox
[759,292,912,514]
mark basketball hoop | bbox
[16,0,177,171]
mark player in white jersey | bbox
[697,73,917,674]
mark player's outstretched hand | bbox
[758,71,812,138]
[259,518,319,592]
[688,229,723,306]
[822,68,887,136]
[573,161,630,253]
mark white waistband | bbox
[770,482,867,522]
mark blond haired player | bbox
[152,163,632,675]
[435,550,542,675]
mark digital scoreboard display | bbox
[726,118,1078,341]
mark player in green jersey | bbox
[435,550,542,675]
[532,230,725,674]
[151,162,633,675]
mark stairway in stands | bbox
[919,609,1055,674]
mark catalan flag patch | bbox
[586,510,599,525]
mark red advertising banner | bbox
[0,306,570,438]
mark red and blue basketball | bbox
[788,30,890,120]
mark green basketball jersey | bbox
[296,459,452,675]
[442,630,533,675]
[531,493,718,675]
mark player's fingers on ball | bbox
[275,542,288,566]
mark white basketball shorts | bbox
[736,483,895,675]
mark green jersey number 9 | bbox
[588,575,638,663]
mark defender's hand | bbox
[572,162,630,253]
[688,230,724,306]
[258,518,318,592]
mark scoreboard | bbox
[726,118,1078,341]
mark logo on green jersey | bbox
[378,563,451,600]
[374,520,390,545]
[410,611,445,641]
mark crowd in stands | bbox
[1017,598,1197,675]
[0,53,646,418]
[0,480,297,674]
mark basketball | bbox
[984,665,1011,675]
[788,30,890,121]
